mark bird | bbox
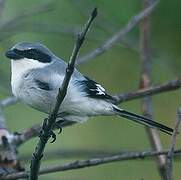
[5,42,173,135]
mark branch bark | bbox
[29,8,97,180]
[166,107,181,180]
[2,149,181,180]
[139,0,167,179]
[114,78,181,104]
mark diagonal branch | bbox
[2,149,181,180]
[29,8,97,180]
[166,107,181,180]
[76,0,158,65]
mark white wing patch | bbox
[95,84,105,95]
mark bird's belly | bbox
[18,87,54,114]
[61,96,114,116]
[17,84,114,121]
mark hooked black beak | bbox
[5,50,22,60]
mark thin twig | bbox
[114,78,181,104]
[166,108,181,180]
[12,78,181,147]
[139,0,167,179]
[2,149,181,180]
[76,0,158,65]
[29,8,97,180]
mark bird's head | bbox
[5,42,53,64]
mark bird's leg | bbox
[53,112,70,134]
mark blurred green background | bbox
[0,0,180,179]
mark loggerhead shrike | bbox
[5,42,173,134]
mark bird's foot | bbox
[49,130,57,143]
[38,118,58,144]
[54,122,63,134]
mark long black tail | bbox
[113,106,173,135]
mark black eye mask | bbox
[13,48,52,63]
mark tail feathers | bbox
[113,107,173,135]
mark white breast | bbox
[11,58,49,97]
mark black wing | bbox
[75,76,115,102]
